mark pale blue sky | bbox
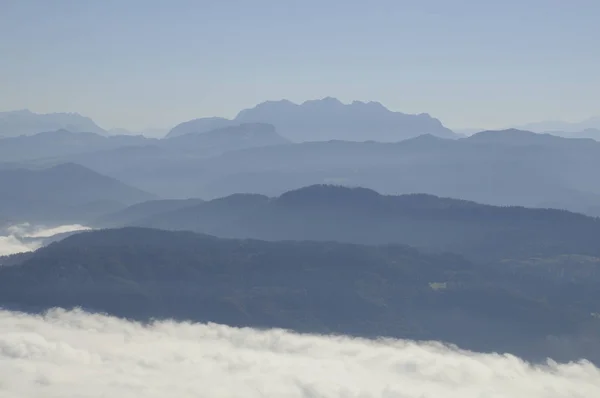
[1,0,598,131]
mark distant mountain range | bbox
[95,198,205,227]
[167,97,457,141]
[454,117,600,140]
[546,128,600,141]
[4,106,600,218]
[0,123,288,162]
[465,128,598,147]
[514,116,600,134]
[5,104,597,144]
[107,127,169,138]
[17,128,597,216]
[0,129,155,162]
[0,163,154,224]
[1,99,456,142]
[0,110,169,139]
[162,123,290,155]
[0,109,106,137]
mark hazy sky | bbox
[1,0,598,131]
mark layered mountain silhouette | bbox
[167,117,233,138]
[98,184,600,265]
[0,163,154,223]
[107,127,168,138]
[477,126,600,142]
[5,124,600,216]
[515,116,600,133]
[167,97,457,141]
[0,123,288,163]
[0,109,106,137]
[95,198,205,227]
[547,128,600,141]
[2,227,599,364]
[40,128,600,215]
[163,122,289,155]
[0,129,155,162]
[464,128,599,147]
[188,130,600,213]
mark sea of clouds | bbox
[0,308,598,397]
[0,223,90,256]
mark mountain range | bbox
[0,163,154,224]
[0,109,106,137]
[167,97,457,141]
[4,103,598,145]
[3,131,600,365]
[546,128,600,141]
[1,99,456,142]
[5,126,600,217]
[0,129,155,162]
[0,123,287,162]
[162,122,290,155]
[95,198,205,227]
[107,127,169,138]
[7,128,595,216]
[195,130,600,214]
[515,116,600,134]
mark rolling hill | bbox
[98,184,600,265]
[1,227,599,364]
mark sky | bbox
[1,0,599,131]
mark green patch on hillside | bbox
[429,282,447,290]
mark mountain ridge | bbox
[514,116,600,133]
[163,123,290,154]
[0,109,106,137]
[96,184,600,265]
[0,163,155,223]
[167,97,457,141]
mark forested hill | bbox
[1,227,600,364]
[101,185,600,263]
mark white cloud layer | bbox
[6,223,91,239]
[0,235,41,256]
[0,223,90,256]
[0,308,598,397]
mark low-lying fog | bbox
[0,308,598,397]
[0,223,90,256]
